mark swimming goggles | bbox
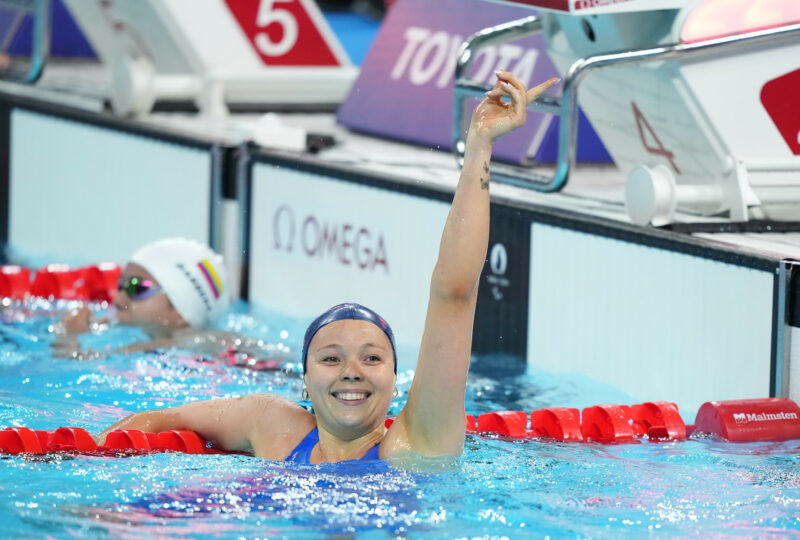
[117,276,163,301]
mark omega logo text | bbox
[272,205,389,272]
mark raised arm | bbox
[393,71,560,455]
[95,393,314,459]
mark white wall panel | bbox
[9,109,212,264]
[528,223,774,414]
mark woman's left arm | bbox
[391,72,559,455]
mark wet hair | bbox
[301,303,397,374]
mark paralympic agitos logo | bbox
[272,205,389,272]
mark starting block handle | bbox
[453,14,573,194]
[0,0,50,84]
[453,14,800,195]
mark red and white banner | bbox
[225,0,350,66]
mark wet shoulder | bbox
[246,393,316,460]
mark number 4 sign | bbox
[225,0,350,66]
[632,102,681,174]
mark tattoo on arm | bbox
[480,161,490,190]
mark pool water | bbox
[1,300,799,538]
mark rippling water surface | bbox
[1,300,799,539]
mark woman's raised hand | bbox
[470,70,560,143]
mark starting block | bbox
[60,0,357,116]
[458,0,800,223]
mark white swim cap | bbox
[130,238,230,328]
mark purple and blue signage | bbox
[337,0,610,163]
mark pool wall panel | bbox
[789,267,800,404]
[527,223,775,414]
[472,204,531,371]
[0,92,224,268]
[9,109,213,264]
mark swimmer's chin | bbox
[384,450,460,473]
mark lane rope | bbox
[3,398,799,456]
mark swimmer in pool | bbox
[96,72,560,461]
[53,238,282,368]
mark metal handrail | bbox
[453,18,800,193]
[0,0,50,83]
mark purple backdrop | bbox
[337,0,611,163]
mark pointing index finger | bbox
[526,77,560,104]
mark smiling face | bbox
[304,319,397,440]
[113,262,188,337]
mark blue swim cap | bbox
[302,303,397,374]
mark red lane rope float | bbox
[454,398,799,444]
[0,266,31,300]
[581,404,637,443]
[531,407,582,441]
[3,398,800,457]
[0,427,237,456]
[0,263,121,302]
[695,398,800,442]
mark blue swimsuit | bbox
[285,428,381,464]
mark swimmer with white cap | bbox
[55,238,273,363]
[115,237,229,335]
[97,73,560,462]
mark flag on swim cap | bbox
[302,303,397,374]
[130,238,230,328]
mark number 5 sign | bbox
[225,0,350,66]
